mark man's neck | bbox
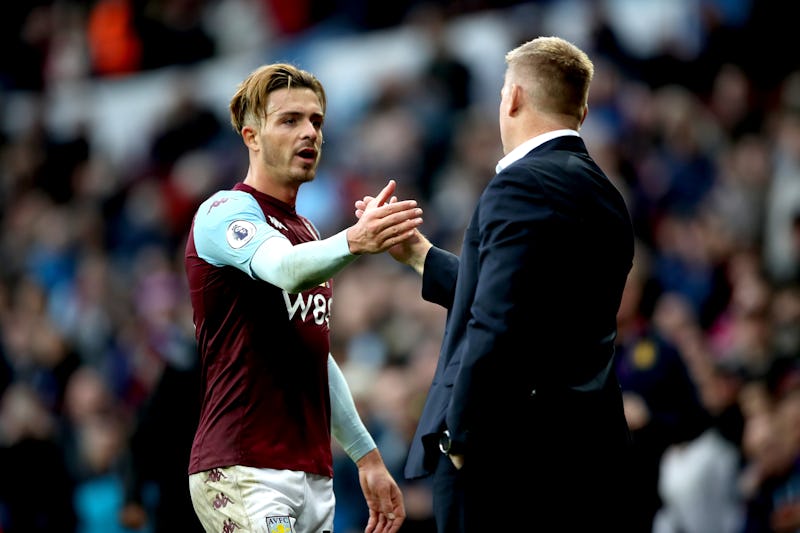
[243,170,299,206]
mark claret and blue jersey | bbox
[184,182,335,478]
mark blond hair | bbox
[505,36,593,122]
[229,63,327,135]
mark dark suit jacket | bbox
[405,135,635,486]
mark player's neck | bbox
[243,170,299,206]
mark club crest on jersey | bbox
[267,215,287,232]
[266,516,293,533]
[226,220,257,249]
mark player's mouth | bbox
[296,147,317,162]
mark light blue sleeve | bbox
[193,190,358,293]
[192,190,283,278]
[328,354,376,463]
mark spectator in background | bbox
[409,3,474,198]
[184,63,418,532]
[59,365,130,533]
[738,361,800,533]
[0,382,77,533]
[653,357,746,533]
[358,36,636,532]
[119,356,203,533]
[615,250,710,532]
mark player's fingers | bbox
[364,510,378,533]
[381,209,422,234]
[383,227,419,248]
[362,202,419,235]
[374,512,389,533]
[386,518,402,533]
[371,179,396,207]
[379,201,419,220]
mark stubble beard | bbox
[291,158,318,184]
[293,151,320,184]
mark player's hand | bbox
[354,183,431,272]
[357,449,406,533]
[346,180,422,255]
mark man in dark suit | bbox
[357,35,636,532]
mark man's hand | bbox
[346,180,423,255]
[448,453,465,470]
[357,449,406,533]
[354,181,432,274]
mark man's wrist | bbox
[409,240,433,275]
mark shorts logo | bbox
[204,468,227,483]
[266,516,293,533]
[226,220,256,249]
[212,492,233,509]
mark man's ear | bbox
[242,125,259,150]
[508,83,524,116]
[579,105,588,127]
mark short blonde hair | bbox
[505,36,593,122]
[229,63,327,135]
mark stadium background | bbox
[0,0,798,532]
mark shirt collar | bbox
[495,129,580,174]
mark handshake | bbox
[345,180,432,272]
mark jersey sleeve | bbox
[328,354,376,462]
[192,190,283,278]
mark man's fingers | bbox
[372,179,397,207]
[382,228,418,249]
[385,205,422,225]
[361,201,419,230]
[376,211,422,241]
[355,197,373,211]
[379,200,418,216]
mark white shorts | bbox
[189,465,335,533]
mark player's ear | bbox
[241,125,259,150]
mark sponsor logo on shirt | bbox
[226,220,257,249]
[283,291,331,327]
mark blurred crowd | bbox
[0,0,799,532]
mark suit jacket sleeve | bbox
[421,246,459,309]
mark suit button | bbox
[530,389,537,397]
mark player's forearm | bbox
[251,230,356,293]
[328,354,376,462]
